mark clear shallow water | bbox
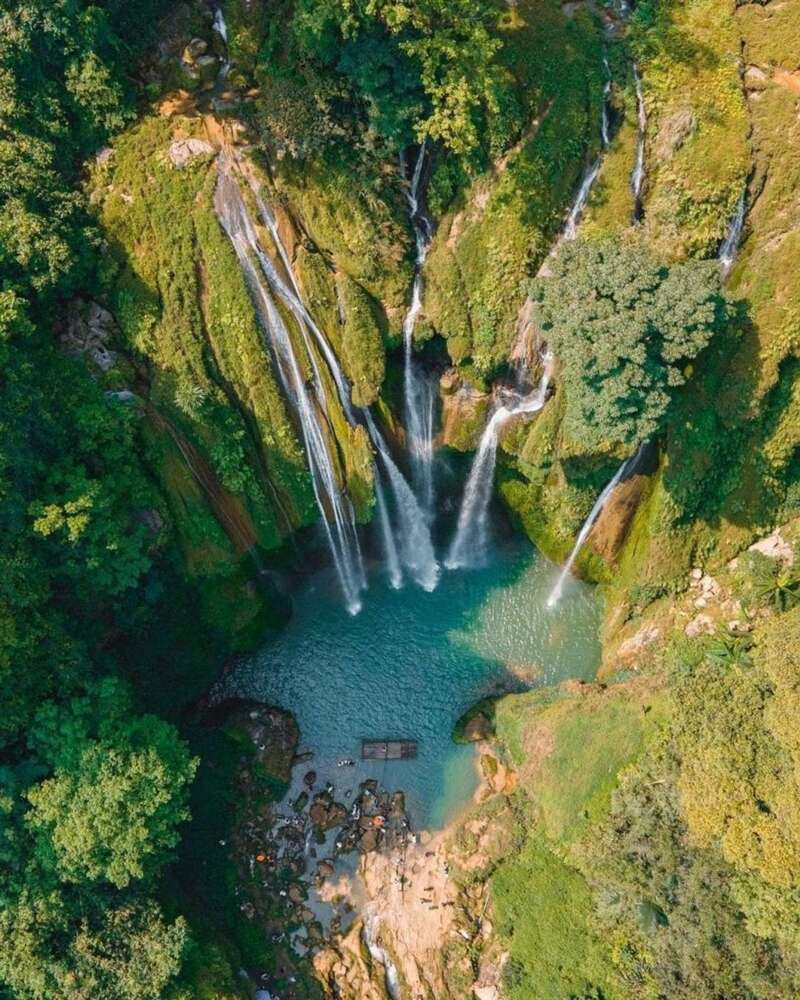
[224,536,601,828]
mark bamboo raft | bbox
[361,740,418,761]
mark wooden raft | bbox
[361,740,417,761]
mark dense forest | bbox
[1,0,800,997]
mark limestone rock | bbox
[463,713,493,742]
[653,108,696,163]
[685,613,715,638]
[182,38,208,63]
[62,299,118,371]
[587,473,648,563]
[440,370,490,451]
[749,531,793,564]
[168,137,214,168]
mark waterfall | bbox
[563,159,602,242]
[364,411,440,592]
[601,57,612,149]
[212,6,228,42]
[546,443,647,608]
[235,158,439,594]
[214,165,367,614]
[631,63,647,217]
[374,475,403,590]
[446,363,552,571]
[402,143,437,514]
[719,191,746,275]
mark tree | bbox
[26,679,197,889]
[530,238,727,449]
[0,892,188,1000]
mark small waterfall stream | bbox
[719,191,746,275]
[601,56,612,149]
[402,143,437,514]
[446,362,552,570]
[215,166,366,613]
[547,442,647,608]
[631,62,647,218]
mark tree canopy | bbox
[530,238,727,449]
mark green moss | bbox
[335,273,386,407]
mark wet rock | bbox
[293,792,309,813]
[360,828,379,852]
[182,37,208,63]
[463,713,493,742]
[288,883,306,904]
[303,770,317,789]
[317,859,335,877]
[196,54,219,89]
[587,473,649,564]
[440,370,491,451]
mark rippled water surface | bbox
[225,537,601,828]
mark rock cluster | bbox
[61,299,118,372]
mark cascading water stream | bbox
[236,159,437,592]
[364,411,440,591]
[546,442,647,608]
[535,53,613,277]
[719,191,746,276]
[631,62,647,218]
[563,159,603,242]
[601,56,612,149]
[446,362,552,571]
[402,143,437,514]
[214,166,366,613]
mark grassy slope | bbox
[489,681,665,999]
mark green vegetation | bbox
[531,237,727,448]
[422,0,605,372]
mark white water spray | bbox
[601,56,612,149]
[238,160,438,594]
[402,143,437,514]
[212,6,228,42]
[719,191,746,276]
[563,159,602,242]
[631,63,647,215]
[364,411,440,591]
[215,165,366,614]
[446,362,552,571]
[547,443,647,608]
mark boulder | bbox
[463,713,493,742]
[168,137,214,168]
[439,371,491,451]
[317,859,335,877]
[62,298,118,372]
[182,38,208,63]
